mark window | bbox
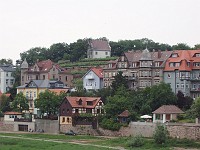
[65,76,68,81]
[176,83,179,88]
[87,101,93,105]
[181,83,184,88]
[105,52,108,55]
[34,92,36,97]
[75,109,79,113]
[167,73,171,78]
[172,53,178,57]
[6,72,8,77]
[43,75,45,80]
[59,76,61,80]
[26,91,29,98]
[62,117,65,123]
[10,79,14,85]
[6,79,9,84]
[108,63,112,68]
[67,117,70,123]
[53,75,55,79]
[186,84,189,88]
[86,108,92,113]
[99,102,102,106]
[155,62,160,67]
[97,109,100,114]
[95,52,98,55]
[22,76,24,81]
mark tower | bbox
[20,58,29,85]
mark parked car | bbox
[65,130,76,136]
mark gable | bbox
[26,81,37,88]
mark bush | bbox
[126,135,144,147]
[153,123,168,144]
[99,117,121,131]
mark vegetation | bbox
[126,135,144,148]
[0,94,11,113]
[11,92,29,112]
[153,124,169,144]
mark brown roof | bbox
[4,111,22,115]
[90,39,111,51]
[152,105,184,114]
[0,91,11,97]
[118,110,130,117]
[65,96,102,108]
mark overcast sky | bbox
[0,0,200,63]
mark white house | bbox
[0,65,15,93]
[82,68,103,90]
[87,39,111,59]
[4,112,23,121]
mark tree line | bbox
[13,38,200,65]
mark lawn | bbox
[1,133,200,150]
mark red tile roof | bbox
[91,68,103,78]
[65,97,102,108]
[118,110,130,117]
[164,50,200,71]
[152,105,184,114]
[4,111,22,115]
[0,91,11,97]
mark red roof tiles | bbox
[4,111,22,115]
[65,97,102,109]
[91,68,103,78]
[118,110,130,117]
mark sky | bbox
[0,0,200,63]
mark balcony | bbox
[179,76,191,80]
[190,88,200,92]
[85,75,94,80]
[190,77,200,81]
[127,76,136,80]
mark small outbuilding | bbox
[118,110,130,123]
[4,111,23,121]
[152,105,184,123]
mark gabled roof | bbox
[17,80,64,89]
[89,39,111,51]
[83,67,103,78]
[28,59,66,73]
[4,111,22,115]
[118,110,130,117]
[0,65,15,72]
[65,96,102,108]
[152,105,184,114]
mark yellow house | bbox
[17,80,68,118]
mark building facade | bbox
[103,49,172,90]
[87,39,111,59]
[20,59,73,87]
[59,97,104,125]
[17,80,68,117]
[0,65,15,93]
[82,68,103,90]
[163,50,200,99]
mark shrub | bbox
[126,135,144,147]
[153,123,168,144]
[100,117,121,131]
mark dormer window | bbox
[155,62,160,67]
[121,56,124,61]
[86,101,93,106]
[171,53,178,58]
[78,99,82,105]
[195,53,200,57]
[108,63,112,68]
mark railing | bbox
[190,88,200,92]
[14,118,32,122]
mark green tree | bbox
[177,90,193,110]
[194,44,200,50]
[0,94,11,112]
[0,59,13,65]
[35,90,60,116]
[189,97,200,118]
[69,39,89,62]
[153,123,168,144]
[11,92,29,112]
[111,71,128,94]
[172,43,191,50]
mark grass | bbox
[1,133,200,150]
[0,137,109,150]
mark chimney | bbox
[158,50,161,58]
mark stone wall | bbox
[166,123,200,140]
[0,121,14,131]
[35,119,59,134]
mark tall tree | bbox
[0,94,11,112]
[172,43,191,50]
[177,90,193,110]
[111,71,128,94]
[35,90,60,116]
[0,59,13,65]
[11,92,29,112]
[189,97,200,118]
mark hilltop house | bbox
[0,65,15,93]
[87,39,111,59]
[20,59,73,87]
[82,68,103,90]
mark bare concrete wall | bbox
[35,119,59,134]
